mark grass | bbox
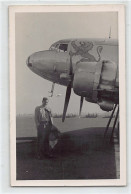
[16,116,115,138]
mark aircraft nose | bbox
[26,51,53,72]
[26,56,32,67]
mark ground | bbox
[16,117,119,180]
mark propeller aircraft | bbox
[26,38,119,140]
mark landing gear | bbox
[48,82,55,97]
[104,104,119,143]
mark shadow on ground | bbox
[17,127,117,180]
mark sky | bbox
[15,12,118,115]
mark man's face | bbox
[42,99,48,107]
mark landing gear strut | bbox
[48,82,55,97]
[104,104,119,143]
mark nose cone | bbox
[26,51,54,71]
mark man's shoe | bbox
[48,153,56,158]
[37,155,44,160]
[48,154,54,158]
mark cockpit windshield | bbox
[50,43,68,52]
[59,44,68,52]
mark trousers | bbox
[37,122,52,156]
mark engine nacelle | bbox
[73,61,97,102]
[73,60,118,111]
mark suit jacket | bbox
[35,105,52,128]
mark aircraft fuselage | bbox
[27,38,119,112]
[27,38,118,86]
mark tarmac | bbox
[16,126,120,180]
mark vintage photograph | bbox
[9,5,126,186]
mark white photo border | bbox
[9,4,126,187]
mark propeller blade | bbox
[62,52,74,122]
[62,82,72,122]
[69,52,73,75]
[79,97,84,117]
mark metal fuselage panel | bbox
[27,39,119,87]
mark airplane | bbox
[26,38,119,140]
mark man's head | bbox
[42,97,49,107]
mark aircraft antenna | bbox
[109,26,111,39]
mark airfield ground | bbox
[16,117,120,180]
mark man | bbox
[35,97,53,159]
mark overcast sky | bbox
[15,12,118,115]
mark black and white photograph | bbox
[9,5,126,186]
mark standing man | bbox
[35,97,53,159]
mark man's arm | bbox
[35,107,40,128]
[49,109,53,125]
[46,107,53,125]
[50,114,53,125]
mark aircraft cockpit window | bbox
[50,43,68,52]
[50,44,59,51]
[58,44,68,52]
